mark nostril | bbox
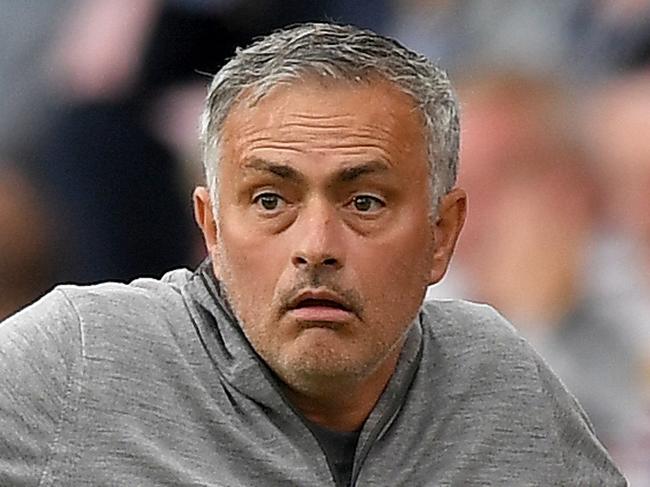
[291,254,340,268]
[292,255,309,266]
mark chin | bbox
[276,345,378,389]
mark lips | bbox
[285,289,356,323]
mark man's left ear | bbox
[428,187,467,285]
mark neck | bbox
[282,347,401,432]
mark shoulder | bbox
[418,298,571,402]
[0,288,82,391]
[0,267,194,366]
[420,298,515,335]
[56,267,193,321]
[414,299,626,483]
[0,269,196,483]
[419,298,526,364]
[55,268,195,358]
[0,289,84,483]
[418,299,543,403]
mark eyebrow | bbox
[242,158,305,183]
[241,157,390,184]
[337,160,390,182]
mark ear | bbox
[428,187,467,285]
[193,186,221,274]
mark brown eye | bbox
[253,193,284,211]
[352,195,384,212]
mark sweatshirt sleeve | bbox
[0,289,83,486]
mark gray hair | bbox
[200,22,459,210]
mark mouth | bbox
[285,290,356,323]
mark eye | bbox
[350,195,385,213]
[252,192,285,212]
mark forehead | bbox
[219,78,428,166]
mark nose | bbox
[290,201,344,271]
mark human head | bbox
[200,22,460,211]
[194,23,466,423]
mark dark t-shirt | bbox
[306,420,360,487]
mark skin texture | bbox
[194,78,466,431]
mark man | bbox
[0,23,626,486]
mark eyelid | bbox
[353,192,386,203]
[250,182,288,199]
[251,189,282,200]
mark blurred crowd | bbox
[1,0,649,483]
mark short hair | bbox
[200,22,459,210]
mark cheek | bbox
[350,221,434,313]
[217,225,290,311]
[371,253,430,309]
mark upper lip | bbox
[286,288,353,313]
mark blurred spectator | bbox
[47,0,160,102]
[0,0,72,154]
[386,0,579,76]
[385,0,650,84]
[0,162,56,321]
[567,0,650,79]
[426,71,647,474]
[34,0,244,284]
[583,70,650,288]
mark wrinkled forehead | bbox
[221,76,425,141]
[220,77,427,158]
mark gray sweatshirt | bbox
[0,263,627,486]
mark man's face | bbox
[195,79,464,393]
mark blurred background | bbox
[1,0,649,482]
